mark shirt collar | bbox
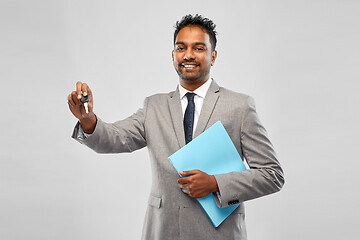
[179,77,212,99]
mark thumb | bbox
[179,169,200,176]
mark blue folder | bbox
[168,121,246,227]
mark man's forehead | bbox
[176,26,210,44]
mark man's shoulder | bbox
[218,86,252,101]
[142,91,175,107]
[215,85,257,112]
[146,91,174,100]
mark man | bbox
[68,14,284,240]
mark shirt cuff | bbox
[77,122,92,140]
[216,192,222,204]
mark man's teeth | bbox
[183,65,197,67]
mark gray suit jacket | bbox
[72,80,284,240]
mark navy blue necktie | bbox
[184,92,195,144]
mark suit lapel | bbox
[194,80,220,138]
[168,86,186,148]
[168,80,220,148]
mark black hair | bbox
[174,14,217,51]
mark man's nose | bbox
[184,49,195,60]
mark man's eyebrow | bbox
[175,41,206,46]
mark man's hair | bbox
[174,14,217,51]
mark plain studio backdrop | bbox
[1,0,359,239]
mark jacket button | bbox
[228,200,239,205]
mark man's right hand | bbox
[68,81,97,134]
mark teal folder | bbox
[168,121,246,227]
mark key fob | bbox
[80,95,89,104]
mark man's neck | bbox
[179,75,210,91]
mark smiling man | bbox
[69,14,284,240]
[172,24,217,91]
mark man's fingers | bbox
[178,179,198,198]
[68,94,76,106]
[76,81,92,100]
[178,182,186,189]
[181,187,191,195]
[86,85,93,98]
[177,177,189,185]
[76,81,83,99]
[178,169,202,184]
[81,83,88,96]
[177,182,191,195]
[71,91,81,104]
[179,170,200,176]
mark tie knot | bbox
[185,92,195,102]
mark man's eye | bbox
[177,47,184,51]
[196,48,205,51]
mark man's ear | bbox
[172,50,175,62]
[211,50,217,66]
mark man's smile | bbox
[180,62,200,70]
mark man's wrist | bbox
[210,175,219,193]
[79,113,97,134]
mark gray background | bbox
[1,0,359,239]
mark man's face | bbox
[172,26,217,83]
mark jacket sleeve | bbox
[213,96,285,208]
[71,97,148,153]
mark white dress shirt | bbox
[178,77,212,135]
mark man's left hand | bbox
[177,170,219,198]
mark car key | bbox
[80,95,89,114]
